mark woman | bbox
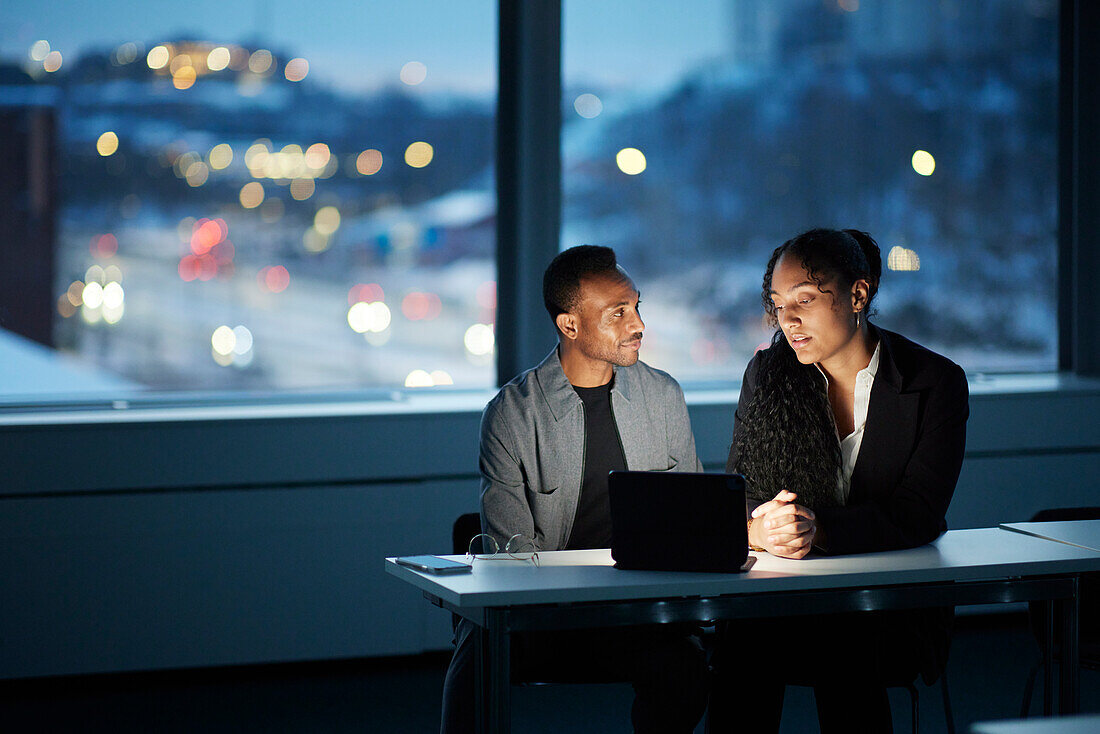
[707,228,969,733]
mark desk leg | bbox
[1058,576,1080,715]
[1042,599,1054,716]
[474,623,487,734]
[485,608,511,734]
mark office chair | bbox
[453,512,484,557]
[1019,507,1100,717]
[787,659,955,734]
[450,513,483,634]
[450,513,628,688]
[885,670,956,734]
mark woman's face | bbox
[769,254,863,367]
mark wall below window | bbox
[0,479,473,678]
[1,380,1099,680]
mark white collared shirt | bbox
[816,341,881,504]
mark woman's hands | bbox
[749,490,817,559]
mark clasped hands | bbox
[749,489,817,560]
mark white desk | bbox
[1000,519,1100,552]
[970,714,1100,734]
[386,528,1100,734]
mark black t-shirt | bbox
[565,380,627,550]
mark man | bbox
[440,245,709,733]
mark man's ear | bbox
[556,312,578,341]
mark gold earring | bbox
[855,311,861,329]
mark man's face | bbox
[571,272,645,367]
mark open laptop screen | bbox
[608,471,748,573]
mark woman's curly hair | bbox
[731,332,843,510]
[732,228,885,509]
[761,228,882,329]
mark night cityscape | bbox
[0,0,1058,398]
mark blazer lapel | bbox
[849,330,918,505]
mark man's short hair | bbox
[543,245,619,323]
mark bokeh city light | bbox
[313,206,341,235]
[464,323,494,356]
[29,40,50,62]
[348,283,385,305]
[616,147,646,175]
[887,246,921,271]
[404,142,434,168]
[90,233,119,258]
[147,45,170,69]
[285,57,309,82]
[97,132,120,157]
[400,61,428,85]
[302,227,330,253]
[259,265,290,293]
[239,182,265,208]
[347,301,392,334]
[290,178,316,200]
[43,50,63,72]
[208,143,234,170]
[574,93,603,118]
[401,292,442,321]
[356,149,383,175]
[249,49,273,74]
[207,46,231,71]
[114,42,140,65]
[911,149,936,176]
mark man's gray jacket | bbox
[479,348,703,550]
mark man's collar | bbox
[534,347,633,421]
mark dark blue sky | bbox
[1,0,727,94]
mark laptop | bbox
[608,471,749,573]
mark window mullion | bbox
[495,0,563,385]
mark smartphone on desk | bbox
[395,555,473,575]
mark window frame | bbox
[1059,0,1100,375]
[1,0,1098,499]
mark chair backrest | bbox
[453,512,483,556]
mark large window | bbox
[563,0,1059,382]
[0,1,496,400]
[0,1,1069,410]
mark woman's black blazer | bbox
[727,325,970,555]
